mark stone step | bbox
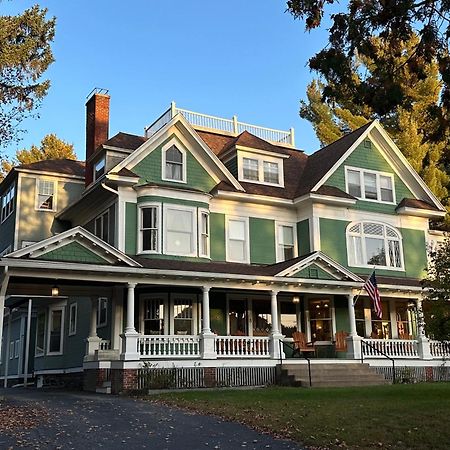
[96,386,111,394]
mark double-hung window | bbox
[94,210,110,243]
[47,306,64,355]
[163,145,185,182]
[240,153,283,186]
[199,209,210,258]
[347,222,403,269]
[227,217,249,263]
[1,184,15,222]
[35,312,46,355]
[345,167,395,203]
[97,297,108,328]
[263,161,279,184]
[164,206,196,256]
[140,205,160,253]
[276,223,296,262]
[36,180,55,211]
[243,158,259,181]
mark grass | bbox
[151,383,450,449]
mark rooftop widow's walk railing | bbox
[144,102,295,147]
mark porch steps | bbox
[278,363,389,388]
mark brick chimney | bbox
[85,88,110,186]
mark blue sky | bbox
[2,1,333,159]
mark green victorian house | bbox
[0,90,448,392]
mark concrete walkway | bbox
[0,388,303,449]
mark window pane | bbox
[166,162,182,181]
[388,240,401,267]
[243,158,259,181]
[167,209,192,232]
[36,313,45,355]
[263,161,279,184]
[49,310,62,353]
[166,146,182,163]
[229,220,245,240]
[174,299,193,334]
[229,240,245,261]
[348,170,361,197]
[166,209,193,254]
[350,236,364,265]
[380,176,393,202]
[166,231,192,254]
[279,225,294,245]
[144,298,164,334]
[364,173,378,200]
[366,237,386,266]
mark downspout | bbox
[101,182,119,196]
[0,266,10,365]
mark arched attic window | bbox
[163,145,185,182]
[347,222,403,269]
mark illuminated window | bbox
[370,301,391,339]
[308,299,332,341]
[173,298,193,335]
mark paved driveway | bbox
[0,388,303,449]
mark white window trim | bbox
[275,221,298,263]
[345,166,396,204]
[137,202,162,255]
[68,303,77,336]
[346,221,405,271]
[35,178,57,212]
[198,208,210,258]
[163,204,198,257]
[237,150,284,187]
[225,215,250,264]
[46,305,65,356]
[94,209,110,242]
[97,297,108,328]
[1,183,15,223]
[161,139,187,184]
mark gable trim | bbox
[8,226,141,267]
[275,251,363,282]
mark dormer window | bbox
[238,151,284,187]
[163,144,186,183]
[94,157,105,181]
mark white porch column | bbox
[269,290,284,360]
[85,297,101,361]
[0,267,10,364]
[416,297,432,360]
[3,308,12,388]
[201,286,217,359]
[23,299,32,388]
[346,293,362,359]
[120,283,140,361]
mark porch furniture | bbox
[313,340,335,358]
[334,331,348,353]
[292,332,315,357]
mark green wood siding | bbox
[210,212,226,261]
[249,217,275,264]
[131,135,217,193]
[292,263,335,280]
[38,242,109,264]
[125,202,137,255]
[319,217,427,278]
[297,219,310,256]
[326,139,414,214]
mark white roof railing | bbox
[144,102,295,147]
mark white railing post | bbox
[416,298,432,360]
[270,290,284,360]
[347,294,358,337]
[290,127,295,147]
[85,297,101,361]
[120,283,140,361]
[232,115,238,134]
[170,101,176,118]
[201,286,217,359]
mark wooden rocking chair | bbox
[334,330,349,353]
[292,331,315,357]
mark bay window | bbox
[140,205,160,253]
[345,166,395,203]
[164,206,196,256]
[199,210,210,258]
[347,222,403,269]
[227,217,249,263]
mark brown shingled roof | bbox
[295,121,373,197]
[103,132,147,150]
[396,198,439,211]
[17,159,85,177]
[113,168,140,178]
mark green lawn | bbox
[152,383,450,449]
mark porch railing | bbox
[362,338,419,358]
[99,339,111,351]
[138,335,201,358]
[215,336,271,358]
[430,340,450,358]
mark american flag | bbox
[363,271,382,319]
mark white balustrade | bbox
[215,336,271,358]
[362,339,419,358]
[138,335,201,358]
[430,340,450,358]
[144,105,294,146]
[99,339,111,351]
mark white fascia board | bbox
[293,193,357,206]
[215,190,294,207]
[7,226,141,267]
[311,121,377,192]
[102,145,134,153]
[396,206,446,219]
[106,174,139,185]
[16,168,84,182]
[136,185,212,203]
[235,145,290,159]
[372,124,446,212]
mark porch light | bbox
[51,285,59,297]
[292,296,300,304]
